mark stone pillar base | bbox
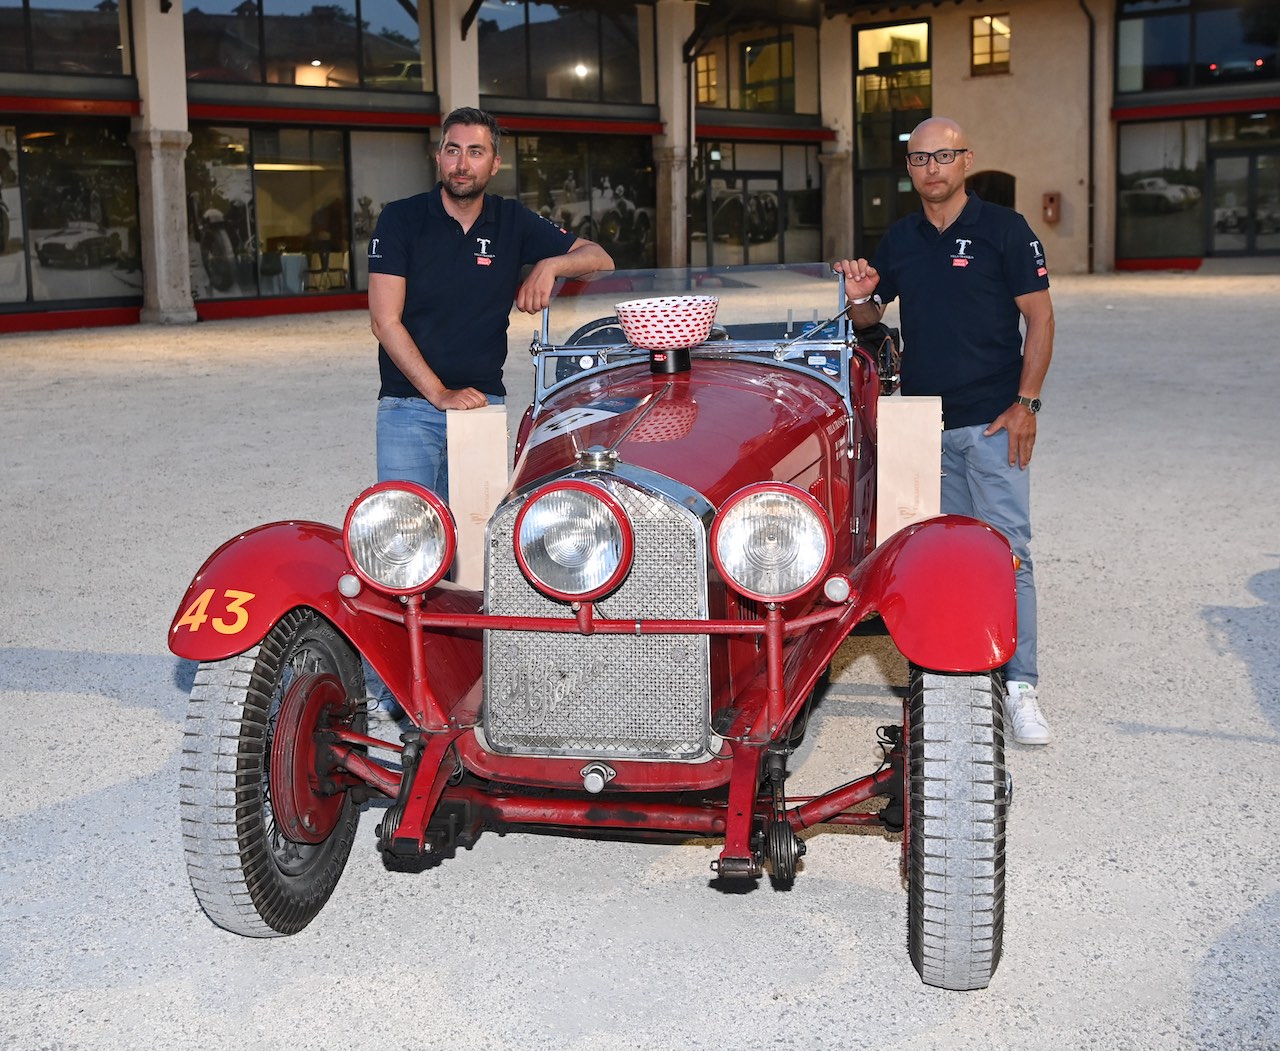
[131,128,197,324]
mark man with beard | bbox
[365,106,612,721]
[833,116,1055,746]
[367,106,612,500]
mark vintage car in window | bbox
[35,220,116,268]
[169,264,1017,991]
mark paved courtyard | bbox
[1,268,1278,1050]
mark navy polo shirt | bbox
[871,192,1049,429]
[368,185,578,398]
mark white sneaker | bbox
[1005,681,1051,745]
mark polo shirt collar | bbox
[914,190,984,236]
[426,182,498,226]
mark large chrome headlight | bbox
[711,483,833,603]
[343,482,456,594]
[514,480,633,602]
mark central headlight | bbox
[343,482,456,594]
[711,483,833,603]
[514,480,633,601]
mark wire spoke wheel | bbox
[905,666,1007,991]
[180,609,365,937]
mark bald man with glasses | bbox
[834,116,1056,746]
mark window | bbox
[5,120,140,305]
[186,125,355,299]
[741,35,794,113]
[855,21,931,258]
[694,16,817,115]
[0,0,129,75]
[183,0,433,91]
[499,132,656,268]
[696,52,718,105]
[1116,119,1206,259]
[1117,0,1278,94]
[477,1,654,105]
[971,14,1011,76]
[688,141,819,266]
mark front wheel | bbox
[905,666,1007,990]
[179,609,365,937]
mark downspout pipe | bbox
[1079,0,1097,273]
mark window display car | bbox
[1120,176,1201,214]
[169,264,1017,992]
[35,220,116,267]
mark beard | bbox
[443,173,486,202]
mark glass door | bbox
[1210,151,1280,255]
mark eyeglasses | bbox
[906,148,970,167]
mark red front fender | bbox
[852,515,1017,672]
[167,521,483,703]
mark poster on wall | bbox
[186,126,257,299]
[22,122,142,304]
[0,126,28,304]
[1117,120,1207,259]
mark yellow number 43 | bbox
[175,588,256,635]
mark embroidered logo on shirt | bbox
[951,237,973,267]
[1030,239,1048,277]
[475,235,494,266]
[368,237,382,260]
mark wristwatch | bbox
[1015,396,1042,414]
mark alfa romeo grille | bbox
[484,475,710,759]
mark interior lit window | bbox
[696,52,718,105]
[971,14,1011,76]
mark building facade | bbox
[0,0,1276,331]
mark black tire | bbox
[906,666,1007,991]
[201,228,236,290]
[180,609,364,937]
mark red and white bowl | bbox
[615,295,719,351]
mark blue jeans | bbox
[940,424,1037,685]
[376,394,505,498]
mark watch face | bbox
[1030,398,1041,413]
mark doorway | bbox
[1209,150,1280,255]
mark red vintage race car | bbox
[169,264,1016,992]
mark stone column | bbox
[435,0,481,121]
[818,16,856,262]
[132,129,196,323]
[131,0,196,322]
[654,146,688,268]
[819,150,854,262]
[653,0,694,269]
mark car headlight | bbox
[514,480,633,602]
[343,482,456,594]
[711,483,833,603]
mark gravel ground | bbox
[2,269,1278,1051]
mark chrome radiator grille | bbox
[483,474,710,759]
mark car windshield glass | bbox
[530,263,857,394]
[545,263,842,342]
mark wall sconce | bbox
[160,0,172,11]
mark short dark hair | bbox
[439,107,501,156]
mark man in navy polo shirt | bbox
[834,116,1055,746]
[364,106,612,721]
[367,106,613,501]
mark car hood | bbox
[513,358,847,508]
